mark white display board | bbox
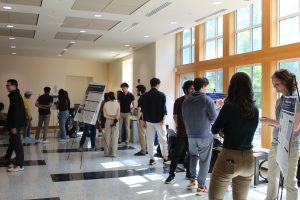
[276,96,298,178]
[74,83,105,125]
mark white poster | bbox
[276,96,298,178]
[74,83,105,125]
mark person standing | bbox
[57,89,69,141]
[261,69,300,200]
[103,92,120,157]
[23,91,33,142]
[118,82,135,146]
[35,87,53,144]
[134,84,147,156]
[141,78,169,165]
[182,77,217,194]
[209,72,259,199]
[165,80,194,184]
[1,79,27,172]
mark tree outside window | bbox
[182,28,195,64]
[205,17,223,60]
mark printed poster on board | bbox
[74,83,105,125]
[276,96,298,178]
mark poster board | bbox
[276,96,298,178]
[74,83,105,125]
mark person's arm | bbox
[131,100,136,113]
[260,117,279,127]
[160,93,167,125]
[211,104,227,135]
[116,104,120,119]
[207,98,218,123]
[173,99,179,129]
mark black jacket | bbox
[141,88,167,123]
[7,89,27,129]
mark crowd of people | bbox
[0,69,299,199]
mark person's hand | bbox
[11,128,17,134]
[260,117,271,124]
[143,121,147,128]
[215,99,224,106]
[219,128,224,138]
[160,119,165,126]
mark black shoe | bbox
[165,175,175,184]
[149,159,156,165]
[134,151,146,156]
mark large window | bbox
[205,69,223,92]
[278,0,300,45]
[182,28,195,65]
[278,59,300,86]
[122,58,133,92]
[236,0,262,54]
[236,64,262,147]
[179,73,194,96]
[205,17,223,60]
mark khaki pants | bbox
[119,113,130,144]
[137,120,146,154]
[266,145,299,200]
[209,148,254,200]
[35,114,50,141]
[104,119,119,156]
[146,122,168,159]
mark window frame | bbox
[204,68,223,93]
[204,16,223,60]
[235,0,262,54]
[181,27,195,65]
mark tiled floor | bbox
[0,132,290,200]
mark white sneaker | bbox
[58,139,66,142]
[7,166,24,172]
[42,140,49,144]
[7,163,14,168]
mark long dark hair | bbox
[225,72,256,118]
[272,69,296,96]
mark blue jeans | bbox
[188,137,213,188]
[58,111,69,139]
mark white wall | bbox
[155,35,176,130]
[0,55,108,126]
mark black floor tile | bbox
[51,166,184,182]
[42,146,135,153]
[25,198,60,200]
[0,160,46,167]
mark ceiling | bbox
[0,0,255,63]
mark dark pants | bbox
[5,129,24,167]
[79,124,96,148]
[169,137,190,177]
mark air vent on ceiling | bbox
[122,22,139,32]
[145,2,172,17]
[112,53,121,58]
[163,27,184,35]
[194,9,227,22]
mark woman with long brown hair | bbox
[209,72,259,199]
[261,69,300,200]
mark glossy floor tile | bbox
[0,132,295,200]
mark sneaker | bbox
[7,163,14,168]
[165,175,175,184]
[185,175,191,180]
[163,158,171,165]
[187,180,197,190]
[42,140,49,144]
[149,159,156,165]
[58,139,66,142]
[134,151,146,156]
[89,147,98,151]
[196,186,208,195]
[7,166,24,172]
[34,139,41,144]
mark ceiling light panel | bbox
[0,0,43,7]
[0,11,39,25]
[0,28,35,38]
[54,32,102,42]
[72,0,150,15]
[61,17,120,31]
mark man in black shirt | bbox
[134,84,147,156]
[35,87,53,144]
[141,78,168,165]
[1,79,27,172]
[117,82,135,146]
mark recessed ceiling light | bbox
[6,25,14,28]
[63,49,68,51]
[70,41,76,44]
[80,30,86,33]
[170,21,177,25]
[58,54,62,57]
[144,35,150,38]
[9,37,15,40]
[213,1,222,5]
[11,53,16,55]
[3,6,12,10]
[94,14,102,17]
[11,46,16,48]
[111,52,115,54]
[124,44,130,47]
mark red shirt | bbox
[173,96,187,138]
